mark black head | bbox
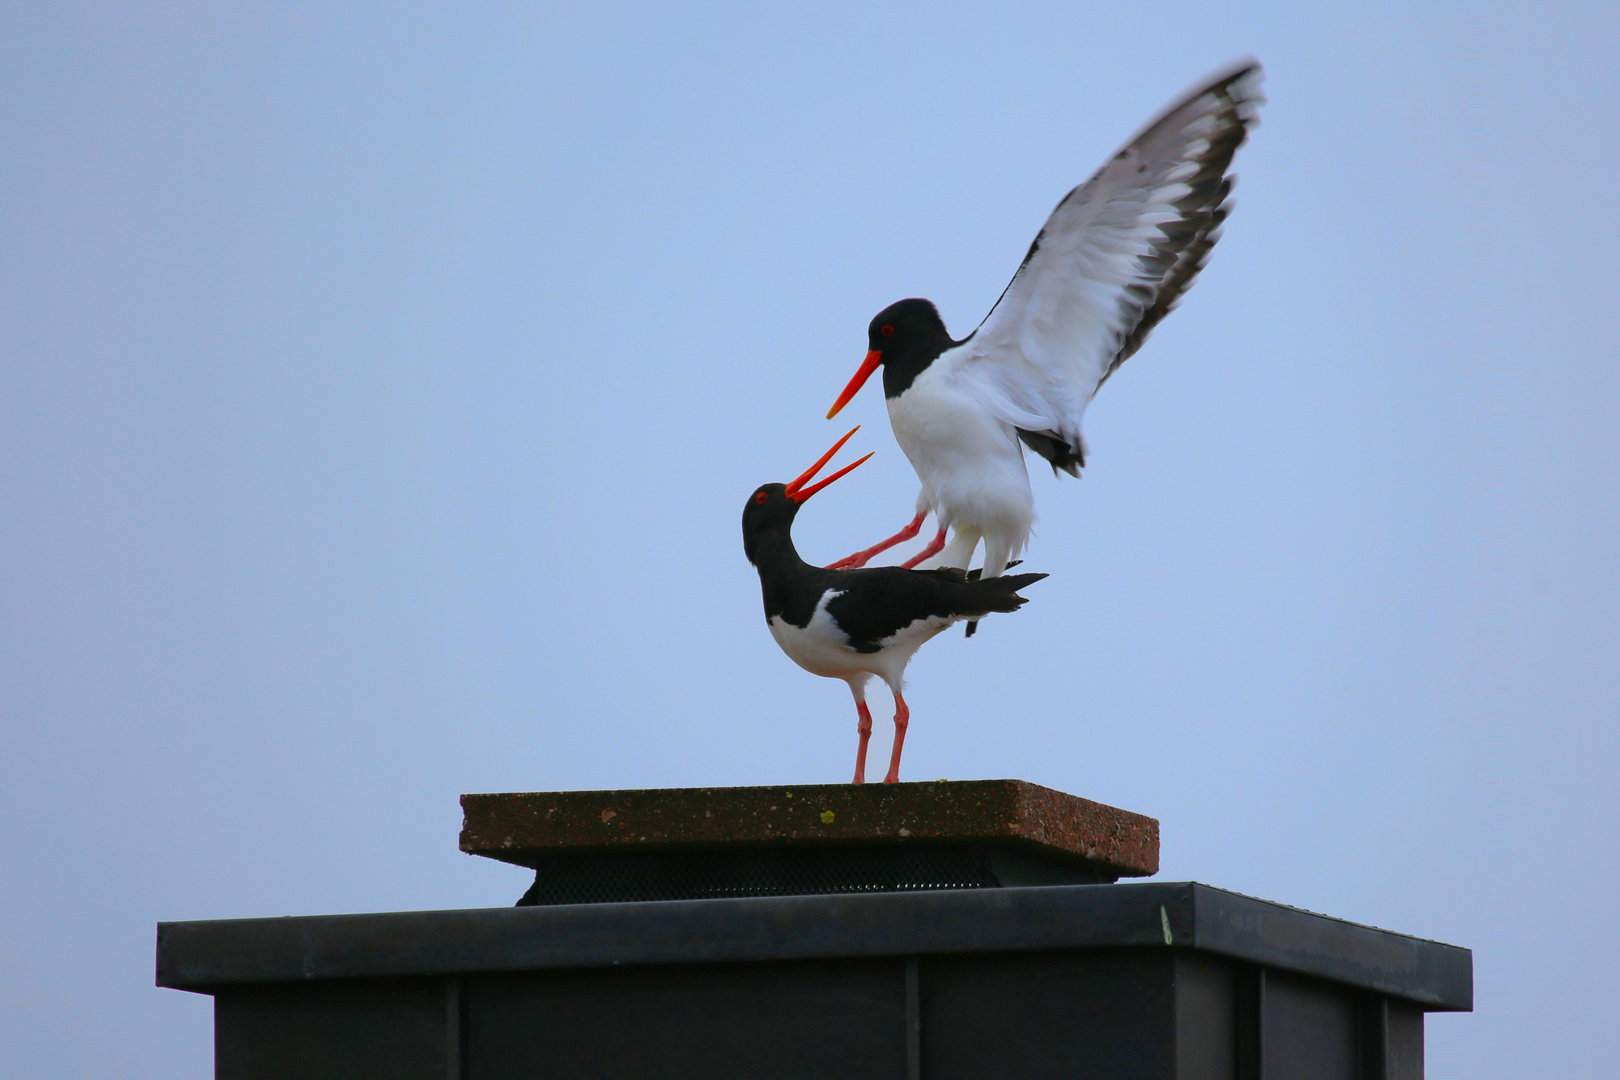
[828,299,956,418]
[867,298,951,354]
[741,483,803,567]
[740,429,873,569]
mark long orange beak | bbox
[826,350,882,420]
[784,426,874,503]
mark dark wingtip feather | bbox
[974,571,1049,610]
[1098,62,1263,389]
[962,568,1046,638]
[1000,571,1050,593]
[1016,427,1085,475]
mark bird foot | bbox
[852,700,873,784]
[827,513,928,570]
[900,528,948,569]
[882,694,910,783]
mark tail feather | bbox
[962,567,1044,637]
[965,571,1048,615]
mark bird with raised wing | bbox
[743,429,1048,783]
[826,60,1264,601]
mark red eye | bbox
[881,324,895,336]
[755,491,768,504]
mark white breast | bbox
[887,361,1035,550]
[767,591,865,680]
[766,589,955,691]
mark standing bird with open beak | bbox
[744,429,1047,783]
[826,61,1263,600]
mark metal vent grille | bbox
[515,844,998,907]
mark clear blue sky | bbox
[2,3,1615,1076]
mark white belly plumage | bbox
[766,589,958,692]
[886,367,1035,571]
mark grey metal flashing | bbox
[1187,884,1473,1011]
[156,881,1471,1011]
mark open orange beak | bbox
[784,426,874,503]
[826,350,882,420]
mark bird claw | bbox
[827,513,929,572]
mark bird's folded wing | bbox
[952,60,1264,460]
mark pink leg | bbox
[852,700,873,784]
[828,513,926,570]
[882,692,910,784]
[899,528,947,570]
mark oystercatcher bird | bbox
[825,60,1263,603]
[744,429,1048,783]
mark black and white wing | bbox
[952,60,1263,475]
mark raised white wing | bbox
[953,60,1263,474]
